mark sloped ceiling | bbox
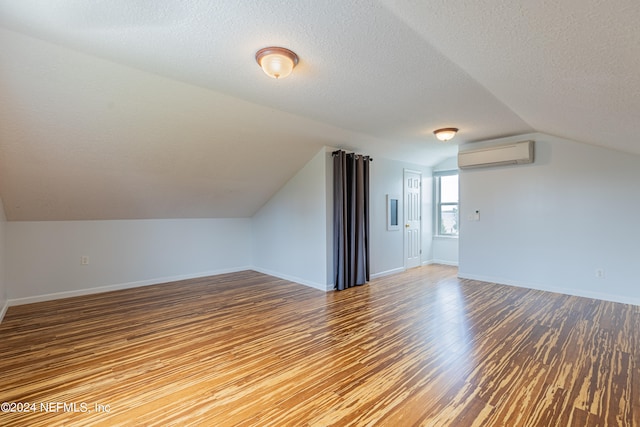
[0,0,637,221]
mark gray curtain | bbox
[333,150,370,290]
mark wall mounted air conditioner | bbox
[458,140,534,169]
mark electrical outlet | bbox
[81,256,89,265]
[595,268,604,279]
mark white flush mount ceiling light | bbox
[255,47,299,79]
[433,127,459,142]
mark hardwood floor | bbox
[0,265,638,426]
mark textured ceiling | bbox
[381,0,640,153]
[0,0,637,220]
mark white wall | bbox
[252,148,331,291]
[458,132,640,305]
[6,218,251,304]
[0,198,7,321]
[432,238,459,266]
[2,147,437,307]
[252,148,435,288]
[432,156,459,266]
[369,157,433,277]
[433,156,458,173]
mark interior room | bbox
[1,1,639,425]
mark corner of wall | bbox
[431,157,459,266]
[369,157,435,276]
[459,132,640,304]
[325,147,335,291]
[0,196,7,323]
[251,147,332,291]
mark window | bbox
[435,172,458,237]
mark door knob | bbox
[405,224,410,228]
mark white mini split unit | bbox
[458,140,534,169]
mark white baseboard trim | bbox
[251,267,330,292]
[7,266,252,307]
[371,267,406,280]
[0,299,8,323]
[457,272,640,307]
[431,259,459,267]
[7,267,638,320]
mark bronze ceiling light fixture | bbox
[255,47,299,79]
[433,127,459,142]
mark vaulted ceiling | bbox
[0,0,638,221]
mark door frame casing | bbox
[403,169,422,269]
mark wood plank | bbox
[0,265,638,426]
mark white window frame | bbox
[434,171,459,238]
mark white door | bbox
[404,170,422,269]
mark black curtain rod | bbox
[331,150,373,161]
